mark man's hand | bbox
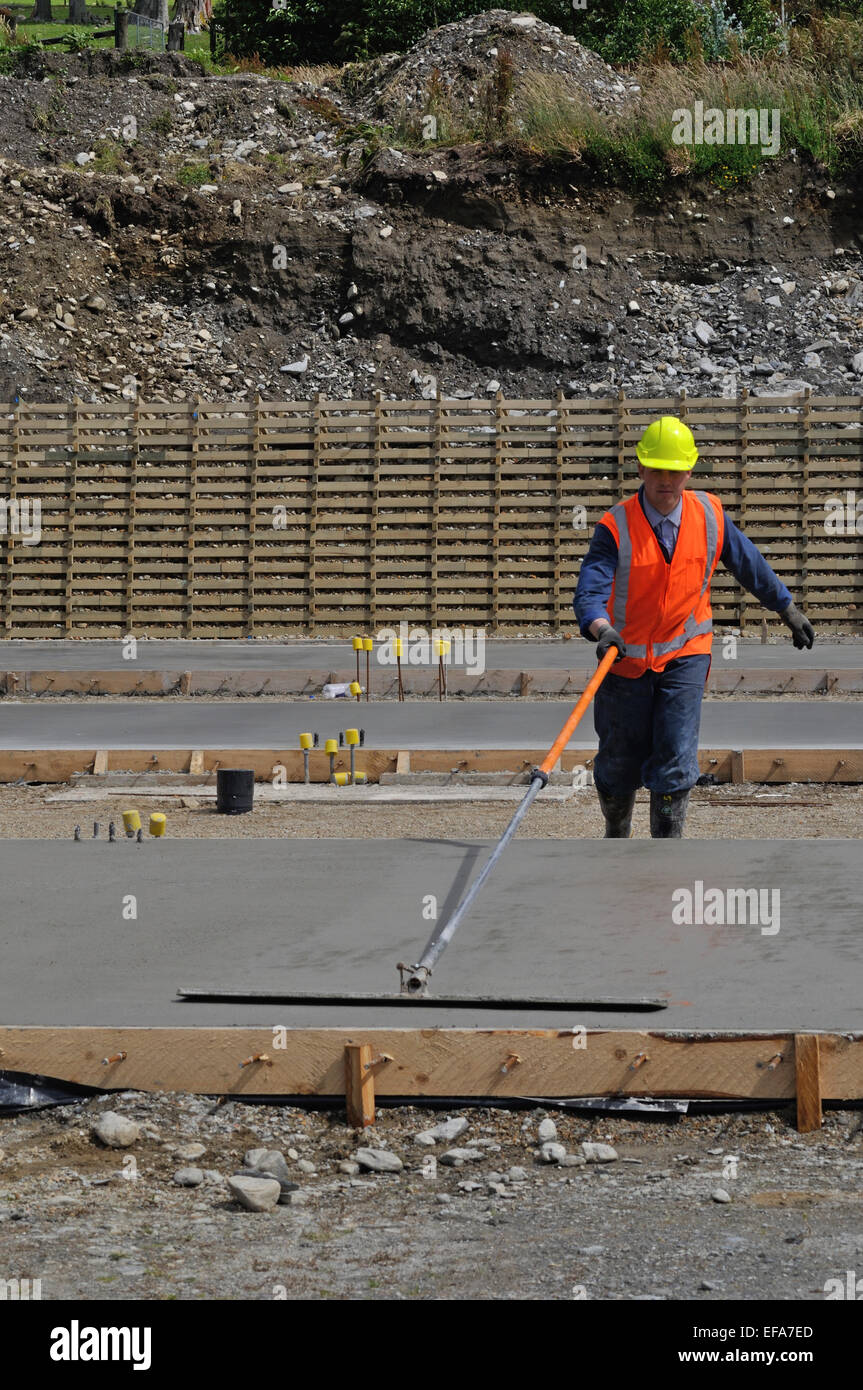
[780,601,815,650]
[595,624,627,663]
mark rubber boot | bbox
[596,787,637,839]
[649,789,690,839]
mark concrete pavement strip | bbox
[1,839,858,1031]
[0,699,858,748]
[0,639,858,670]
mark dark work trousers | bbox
[593,653,712,797]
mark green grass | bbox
[387,21,863,190]
[4,18,218,66]
[90,137,129,173]
[175,160,212,185]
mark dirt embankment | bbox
[0,10,861,406]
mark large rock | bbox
[227,1175,281,1212]
[92,1112,140,1149]
[581,1142,618,1163]
[414,1117,468,1146]
[173,1142,206,1162]
[236,1168,299,1202]
[355,1147,403,1173]
[244,1149,292,1184]
[173,1167,204,1187]
[439,1147,484,1166]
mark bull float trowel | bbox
[179,647,668,1013]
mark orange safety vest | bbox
[599,489,725,679]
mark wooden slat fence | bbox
[0,388,859,636]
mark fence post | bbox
[64,398,80,637]
[430,393,442,631]
[247,393,260,637]
[125,399,139,636]
[492,390,504,633]
[553,387,565,631]
[739,386,750,633]
[185,396,201,638]
[801,386,812,625]
[115,4,129,49]
[615,386,627,502]
[308,392,322,635]
[4,399,20,635]
[167,19,184,49]
[370,389,383,633]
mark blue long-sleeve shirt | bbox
[574,486,792,639]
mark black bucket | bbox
[216,768,255,815]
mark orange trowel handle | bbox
[537,645,618,777]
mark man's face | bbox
[638,463,692,515]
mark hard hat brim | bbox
[636,454,696,471]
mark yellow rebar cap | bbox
[354,771,367,784]
[299,732,313,750]
[345,728,360,746]
[324,738,338,755]
[349,681,361,696]
[352,636,363,650]
[149,813,166,837]
[636,416,698,471]
[334,771,349,786]
[122,809,141,834]
[363,637,374,651]
[394,638,403,656]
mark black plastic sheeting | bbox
[0,1072,98,1115]
[3,1073,858,1118]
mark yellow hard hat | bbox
[636,416,698,471]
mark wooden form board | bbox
[2,666,860,698]
[0,747,857,785]
[0,391,860,636]
[0,747,861,784]
[0,1029,858,1132]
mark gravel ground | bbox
[1,1093,861,1301]
[5,781,862,840]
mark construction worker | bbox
[574,416,815,838]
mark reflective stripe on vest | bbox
[607,501,648,658]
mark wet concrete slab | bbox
[2,840,859,1030]
[0,699,857,749]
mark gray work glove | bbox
[780,601,815,650]
[595,625,627,663]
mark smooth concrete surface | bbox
[0,700,858,749]
[1,840,859,1029]
[0,640,857,671]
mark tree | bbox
[135,0,169,26]
[68,0,87,21]
[31,0,53,19]
[173,0,199,30]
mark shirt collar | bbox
[639,484,683,531]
